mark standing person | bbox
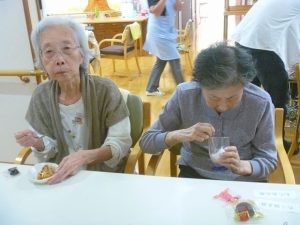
[144,0,185,96]
[140,43,277,182]
[15,16,132,184]
[232,0,300,113]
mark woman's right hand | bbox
[180,122,215,142]
[166,122,215,146]
[15,129,44,151]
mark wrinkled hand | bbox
[181,122,215,143]
[48,150,89,184]
[166,123,215,147]
[15,129,40,148]
[218,146,252,176]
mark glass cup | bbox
[208,137,230,163]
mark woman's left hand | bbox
[48,150,89,184]
[218,146,252,176]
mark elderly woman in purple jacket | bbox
[140,42,277,182]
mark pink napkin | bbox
[214,188,240,203]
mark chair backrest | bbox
[119,88,143,147]
[147,108,295,184]
[122,22,141,47]
[129,22,141,41]
[269,108,295,184]
[121,25,132,44]
[288,63,300,158]
[178,19,193,51]
[119,88,151,174]
[126,93,144,147]
[183,19,193,42]
[295,63,300,114]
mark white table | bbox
[1,163,300,225]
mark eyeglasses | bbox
[40,45,80,60]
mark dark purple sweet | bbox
[8,167,19,176]
[235,202,255,221]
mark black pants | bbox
[146,57,184,92]
[178,165,211,179]
[236,44,290,112]
[236,44,291,150]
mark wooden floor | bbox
[100,55,194,123]
[99,55,300,182]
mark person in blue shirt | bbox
[144,0,185,96]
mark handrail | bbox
[0,69,45,84]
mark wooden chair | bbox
[15,90,151,175]
[223,0,257,40]
[286,63,300,182]
[177,19,193,71]
[268,108,295,184]
[290,63,300,120]
[98,22,141,79]
[121,89,150,174]
[146,108,295,184]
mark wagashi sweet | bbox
[37,165,55,180]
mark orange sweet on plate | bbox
[37,165,55,180]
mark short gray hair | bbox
[193,42,256,89]
[31,16,92,73]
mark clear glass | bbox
[208,137,230,163]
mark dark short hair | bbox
[192,42,256,89]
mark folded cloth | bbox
[119,88,130,103]
[129,22,141,41]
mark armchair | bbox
[177,19,193,71]
[99,22,141,79]
[269,108,296,184]
[286,63,300,183]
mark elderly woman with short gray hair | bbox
[140,42,277,182]
[15,16,132,184]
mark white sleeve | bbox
[103,117,132,168]
[29,126,58,162]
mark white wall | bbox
[41,0,88,15]
[194,0,224,52]
[28,0,40,27]
[0,77,37,164]
[0,0,34,70]
[0,0,40,163]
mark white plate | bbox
[28,163,58,184]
